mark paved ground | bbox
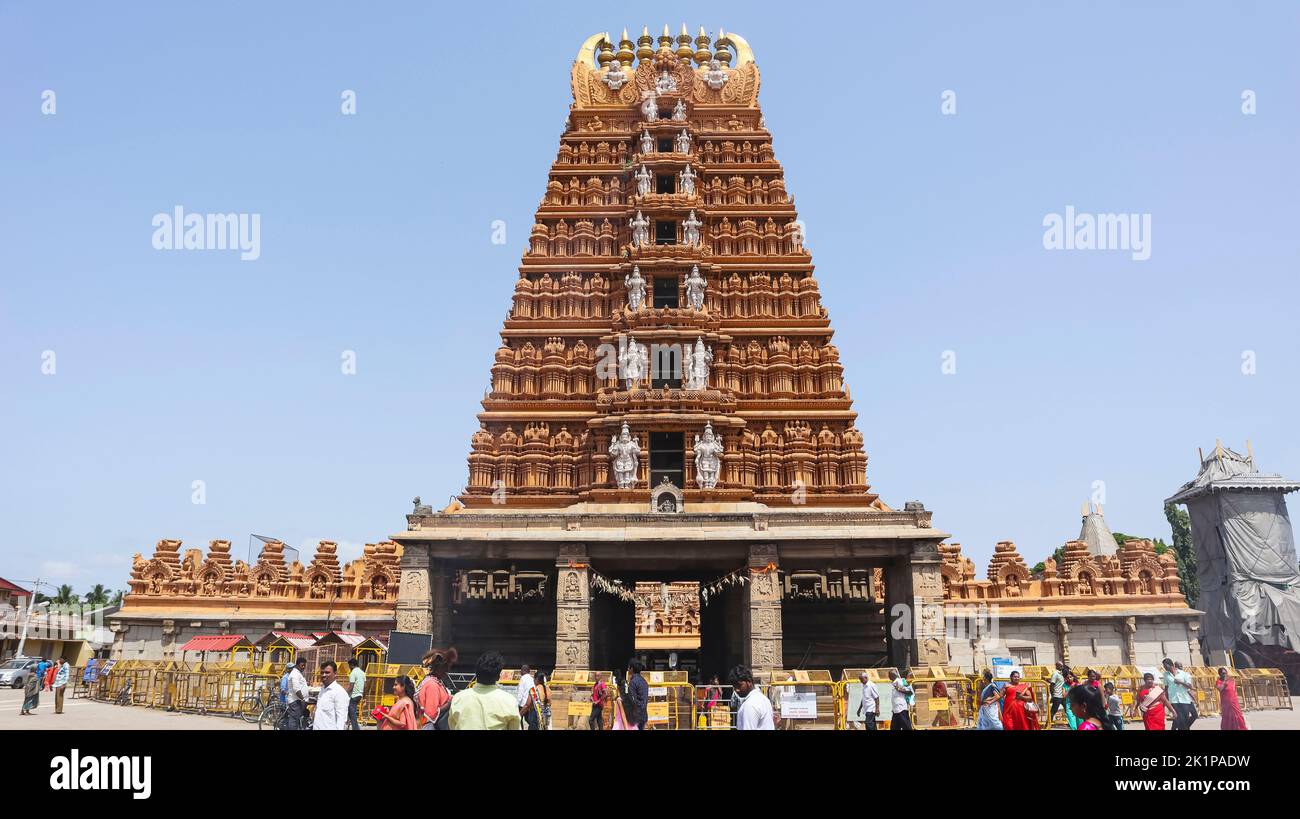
[1,687,1295,730]
[0,688,256,730]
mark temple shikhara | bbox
[109,27,1205,681]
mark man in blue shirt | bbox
[625,658,649,730]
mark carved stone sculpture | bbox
[630,210,649,247]
[635,164,651,197]
[679,164,697,197]
[608,422,641,488]
[603,63,628,90]
[683,336,713,389]
[694,422,724,489]
[684,264,706,310]
[640,88,659,121]
[683,210,702,246]
[675,129,691,153]
[621,336,647,389]
[624,265,646,311]
[672,99,687,120]
[639,129,653,155]
[705,58,728,90]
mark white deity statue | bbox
[675,129,691,153]
[624,265,646,311]
[684,264,706,310]
[608,422,641,489]
[640,129,654,155]
[621,336,648,389]
[630,210,649,247]
[604,62,629,90]
[683,336,713,390]
[705,58,728,90]
[672,99,687,120]
[641,88,659,122]
[683,210,702,246]
[679,164,697,197]
[693,422,724,489]
[656,69,677,93]
[635,164,652,197]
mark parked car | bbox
[0,657,40,688]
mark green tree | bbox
[1164,503,1199,607]
[85,584,109,607]
[54,584,75,605]
[110,589,125,607]
[1031,545,1067,577]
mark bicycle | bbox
[239,682,276,723]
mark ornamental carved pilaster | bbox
[556,546,591,670]
[746,544,782,675]
[394,546,433,635]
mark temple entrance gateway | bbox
[391,28,953,688]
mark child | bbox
[1103,682,1124,730]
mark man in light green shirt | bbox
[1161,657,1197,729]
[345,657,366,731]
[449,651,522,731]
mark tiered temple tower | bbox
[396,28,949,680]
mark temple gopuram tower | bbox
[395,27,949,681]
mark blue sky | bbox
[2,2,1297,594]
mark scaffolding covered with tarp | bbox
[1167,444,1300,668]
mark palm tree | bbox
[54,584,75,605]
[85,584,109,607]
[110,589,125,607]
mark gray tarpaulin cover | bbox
[1167,447,1300,655]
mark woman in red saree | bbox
[1216,667,1248,730]
[1000,670,1034,730]
[1135,672,1169,731]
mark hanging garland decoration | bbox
[699,562,778,606]
[584,565,637,604]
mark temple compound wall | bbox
[939,539,1200,672]
[109,538,398,660]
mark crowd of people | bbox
[210,648,1255,731]
[17,656,71,717]
[972,657,1248,731]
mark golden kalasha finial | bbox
[676,23,694,60]
[714,28,733,66]
[659,24,674,50]
[694,26,712,65]
[637,26,654,62]
[618,29,635,65]
[597,34,615,66]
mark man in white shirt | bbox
[516,663,539,731]
[888,668,913,730]
[729,665,774,730]
[856,672,880,730]
[285,657,310,730]
[312,661,350,730]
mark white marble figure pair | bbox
[606,420,723,490]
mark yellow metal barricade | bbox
[910,666,974,729]
[762,670,837,730]
[1102,665,1144,723]
[1238,668,1291,711]
[1189,666,1220,717]
[642,671,693,730]
[692,683,734,729]
[546,670,613,730]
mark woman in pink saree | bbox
[1216,667,1248,730]
[609,679,639,730]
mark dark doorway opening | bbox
[657,137,673,153]
[653,275,679,309]
[650,344,681,388]
[649,431,684,487]
[655,220,677,245]
[656,174,676,195]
